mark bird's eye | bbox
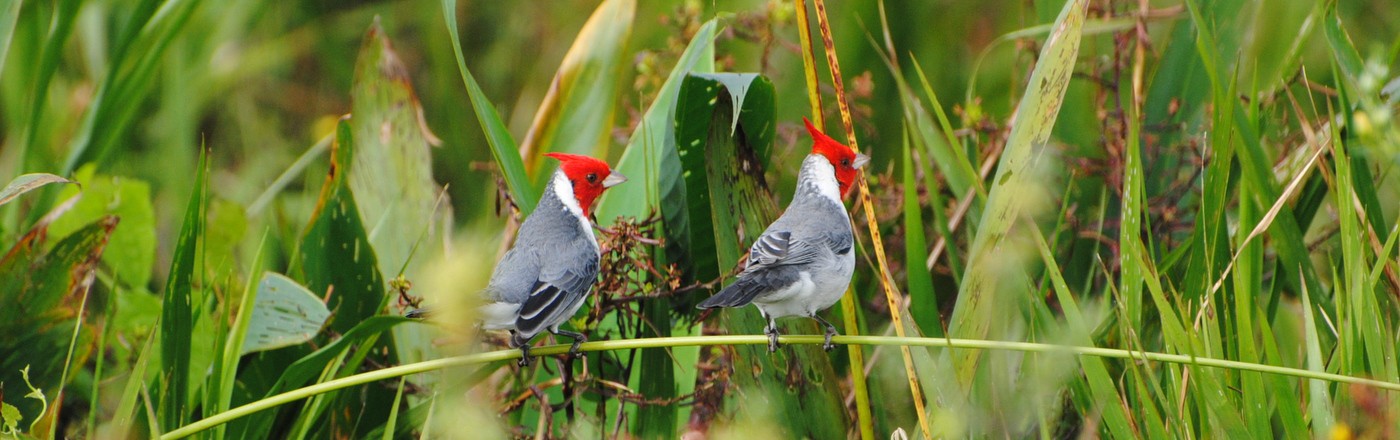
[841,158,851,167]
[586,173,598,183]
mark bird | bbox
[697,117,869,352]
[409,153,625,366]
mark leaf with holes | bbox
[349,17,444,280]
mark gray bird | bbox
[411,153,625,366]
[698,118,869,352]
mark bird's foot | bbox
[814,315,839,352]
[517,344,534,367]
[553,329,588,361]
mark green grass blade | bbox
[0,0,20,77]
[1029,228,1135,439]
[441,0,537,214]
[110,328,158,437]
[909,59,974,195]
[61,0,202,173]
[1232,178,1270,437]
[1300,283,1335,436]
[1323,3,1364,87]
[15,0,79,173]
[382,377,406,440]
[211,232,269,437]
[902,133,940,334]
[159,148,208,432]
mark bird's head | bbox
[545,152,626,216]
[803,117,869,197]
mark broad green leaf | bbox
[1,401,19,435]
[518,0,634,172]
[0,173,71,207]
[947,0,1086,384]
[297,119,400,438]
[658,71,767,312]
[49,166,156,288]
[673,72,848,437]
[159,149,207,432]
[442,0,537,214]
[240,273,331,355]
[302,120,389,334]
[348,18,444,279]
[0,216,115,424]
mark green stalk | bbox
[162,335,1400,440]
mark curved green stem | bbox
[161,335,1400,439]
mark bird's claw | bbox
[766,328,780,353]
[816,315,840,352]
[566,340,584,361]
[517,345,534,367]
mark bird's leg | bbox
[552,329,588,360]
[762,313,780,353]
[510,330,534,367]
[811,314,840,351]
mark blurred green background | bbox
[2,0,1400,438]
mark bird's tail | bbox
[697,279,764,309]
[405,308,431,319]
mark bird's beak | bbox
[852,153,871,170]
[602,170,628,188]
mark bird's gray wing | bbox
[514,246,598,338]
[697,229,821,309]
[743,229,824,272]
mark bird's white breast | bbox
[550,171,600,254]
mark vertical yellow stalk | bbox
[793,1,873,439]
[804,0,932,438]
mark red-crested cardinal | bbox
[697,118,869,352]
[410,153,625,366]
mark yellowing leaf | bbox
[0,173,72,207]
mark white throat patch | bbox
[550,170,599,252]
[801,154,843,205]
